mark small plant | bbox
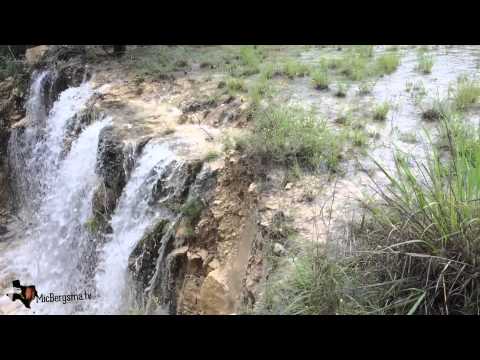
[357,80,374,95]
[181,197,204,224]
[416,52,434,74]
[450,75,480,111]
[334,83,349,97]
[347,128,369,148]
[226,77,246,94]
[421,97,450,121]
[373,102,390,121]
[311,67,330,90]
[375,52,400,75]
[338,54,368,81]
[239,46,262,75]
[282,60,310,79]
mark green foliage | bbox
[311,67,330,90]
[282,60,310,79]
[375,52,400,75]
[450,75,480,111]
[416,52,434,74]
[181,197,204,224]
[226,77,246,94]
[245,105,345,171]
[373,101,390,121]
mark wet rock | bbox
[150,160,203,209]
[129,219,170,292]
[25,46,49,66]
[96,126,126,198]
[273,243,286,257]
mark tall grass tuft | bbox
[450,75,480,111]
[375,52,400,75]
[245,105,345,171]
[416,52,434,74]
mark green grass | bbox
[338,54,369,81]
[353,119,480,314]
[450,75,480,111]
[282,60,310,79]
[373,102,390,121]
[334,82,349,98]
[311,67,330,90]
[259,117,480,315]
[181,197,204,224]
[354,45,375,58]
[248,76,273,109]
[239,46,262,75]
[416,53,434,74]
[421,97,451,121]
[245,105,345,171]
[357,80,375,95]
[375,52,400,75]
[226,77,246,94]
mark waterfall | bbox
[91,142,175,314]
[5,70,182,314]
[6,71,106,314]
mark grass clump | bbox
[372,101,390,121]
[239,46,262,75]
[416,52,434,74]
[226,77,246,94]
[375,52,400,75]
[421,97,451,121]
[353,120,480,314]
[357,80,375,95]
[338,55,368,81]
[450,75,480,111]
[260,118,480,315]
[181,197,204,224]
[246,105,344,171]
[311,67,330,90]
[282,60,310,79]
[334,82,349,98]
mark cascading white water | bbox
[6,70,183,314]
[5,72,111,314]
[91,142,175,314]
